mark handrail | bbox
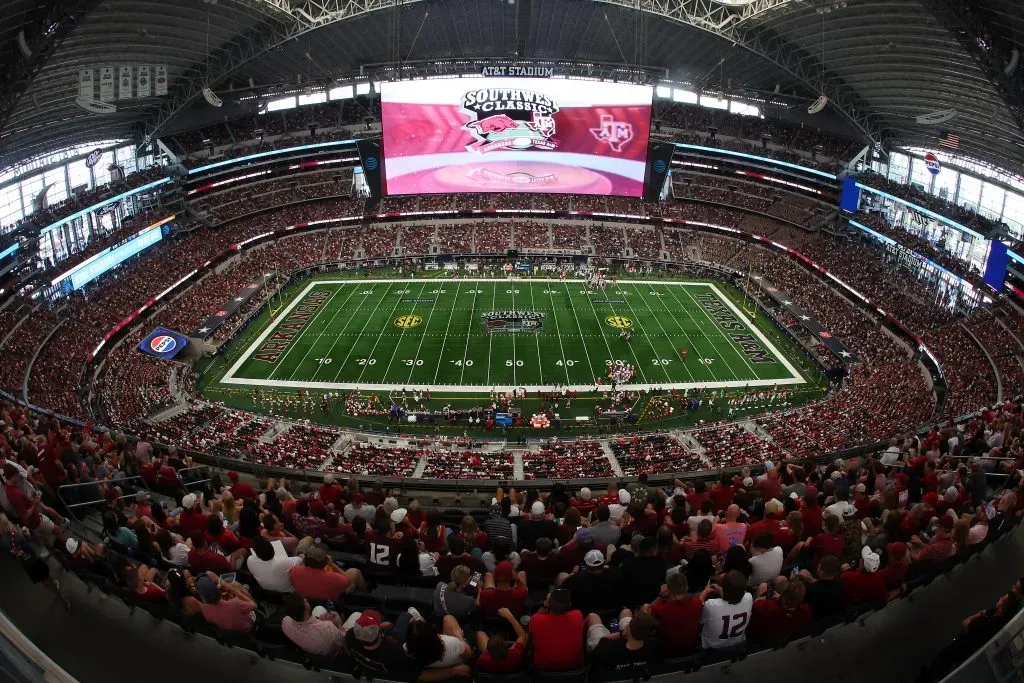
[0,608,76,683]
[56,475,151,521]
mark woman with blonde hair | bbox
[458,515,489,554]
[220,491,238,526]
[953,515,971,556]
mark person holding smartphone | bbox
[432,565,479,621]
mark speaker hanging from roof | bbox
[202,87,223,107]
[808,95,828,114]
[915,109,957,125]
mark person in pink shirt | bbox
[713,505,748,553]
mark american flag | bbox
[939,131,960,149]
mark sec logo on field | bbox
[150,335,177,353]
[606,316,633,329]
[395,315,422,328]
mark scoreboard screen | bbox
[381,77,653,197]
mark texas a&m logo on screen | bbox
[461,87,560,153]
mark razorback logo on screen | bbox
[461,88,560,153]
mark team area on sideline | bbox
[220,277,804,393]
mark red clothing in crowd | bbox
[841,569,888,606]
[750,598,812,641]
[650,597,703,653]
[529,610,584,670]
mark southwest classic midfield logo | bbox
[590,114,634,152]
[150,335,177,353]
[461,87,560,153]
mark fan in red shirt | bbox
[479,561,529,617]
[596,483,620,508]
[226,471,258,501]
[570,487,598,518]
[177,493,209,537]
[685,481,709,513]
[911,515,956,566]
[476,607,528,673]
[528,589,584,671]
[799,486,824,538]
[648,573,706,654]
[756,468,783,501]
[749,579,812,641]
[840,546,887,607]
[318,473,345,509]
[187,532,233,573]
[807,514,845,570]
[709,476,736,513]
[879,542,909,592]
[745,499,784,547]
[205,515,240,553]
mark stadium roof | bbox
[1,0,1022,173]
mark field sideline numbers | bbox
[356,358,376,365]
[450,359,474,366]
[315,357,332,364]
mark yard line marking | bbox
[665,283,754,380]
[613,284,674,383]
[642,282,730,381]
[330,282,399,381]
[527,283,546,384]
[580,284,650,384]
[374,281,430,385]
[510,282,517,385]
[626,283,697,382]
[458,283,481,385]
[432,281,463,384]
[560,282,598,385]
[298,284,367,382]
[543,283,572,385]
[404,282,445,384]
[486,282,497,386]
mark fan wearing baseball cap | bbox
[226,470,258,501]
[177,493,208,537]
[344,609,469,682]
[479,560,528,617]
[561,548,623,614]
[839,546,887,607]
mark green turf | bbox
[218,278,804,392]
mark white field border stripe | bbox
[705,282,803,384]
[224,279,317,381]
[221,278,806,391]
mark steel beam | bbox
[142,0,883,148]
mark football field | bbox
[218,278,805,392]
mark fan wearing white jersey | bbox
[700,570,754,650]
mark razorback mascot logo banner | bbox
[461,88,560,153]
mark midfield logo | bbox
[482,310,546,334]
